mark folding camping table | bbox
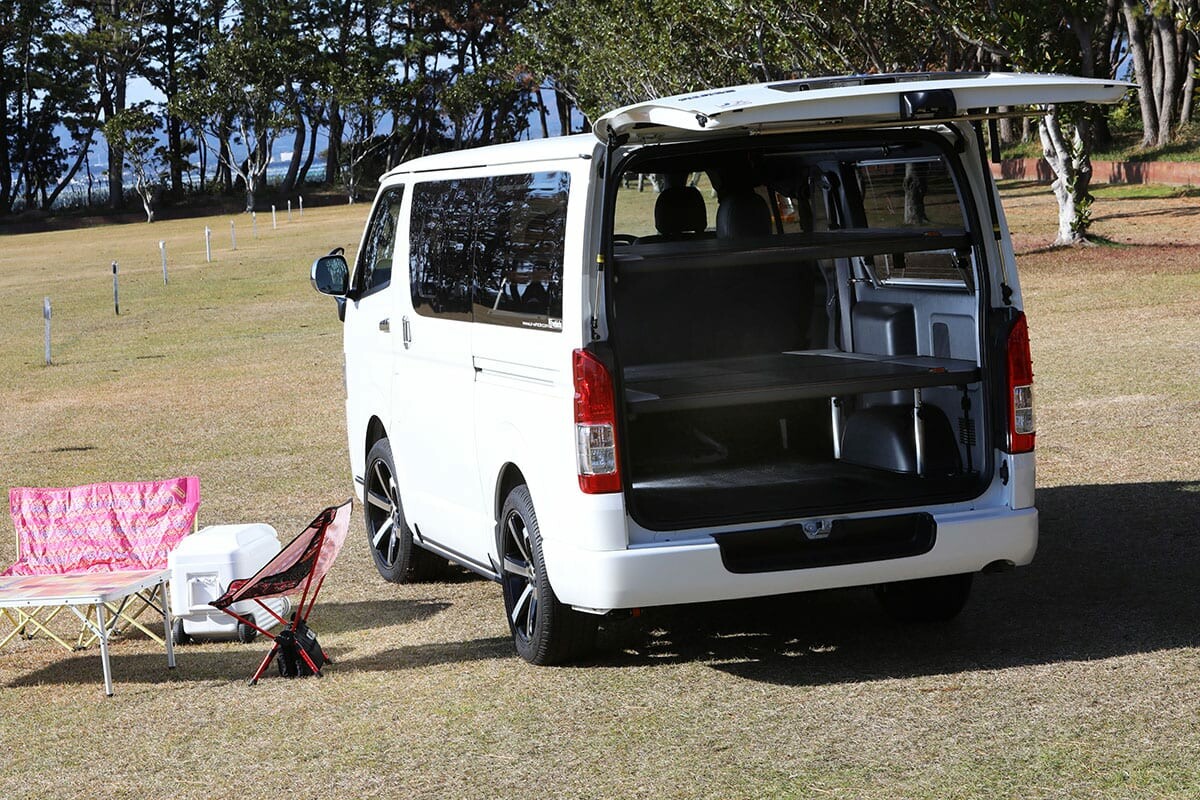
[0,570,175,696]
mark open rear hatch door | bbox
[593,72,1131,144]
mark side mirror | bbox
[311,254,350,296]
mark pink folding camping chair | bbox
[0,477,201,695]
[209,501,351,684]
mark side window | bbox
[854,157,971,286]
[410,180,475,319]
[474,171,568,331]
[409,171,569,331]
[356,186,404,294]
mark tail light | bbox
[1005,312,1036,454]
[573,349,621,493]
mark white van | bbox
[312,72,1127,664]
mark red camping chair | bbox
[209,501,351,685]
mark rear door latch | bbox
[800,519,833,540]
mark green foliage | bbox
[4,0,1198,217]
[103,102,166,221]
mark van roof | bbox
[593,72,1131,143]
[383,133,598,178]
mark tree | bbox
[103,102,165,221]
[931,0,1119,244]
[144,0,202,194]
[64,0,153,210]
[174,0,295,211]
[1,1,102,214]
[1121,1,1200,147]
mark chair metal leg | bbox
[95,603,114,697]
[159,581,176,669]
[248,643,279,686]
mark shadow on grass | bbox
[586,481,1200,684]
[8,482,1200,688]
[3,597,459,689]
[311,597,454,635]
[1093,204,1200,223]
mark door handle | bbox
[378,318,390,332]
[401,316,412,349]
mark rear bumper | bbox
[545,506,1037,611]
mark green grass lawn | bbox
[1,188,1199,799]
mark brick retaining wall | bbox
[991,158,1200,185]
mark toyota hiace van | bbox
[312,72,1127,664]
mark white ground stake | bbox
[252,211,258,238]
[287,200,292,221]
[205,226,212,262]
[160,240,168,285]
[272,205,277,229]
[43,297,51,366]
[112,261,120,315]
[230,219,237,251]
[299,196,304,217]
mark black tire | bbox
[363,437,447,583]
[875,573,974,623]
[171,617,190,646]
[236,620,258,644]
[499,484,598,665]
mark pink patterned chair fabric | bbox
[5,477,201,577]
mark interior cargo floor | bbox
[630,456,981,526]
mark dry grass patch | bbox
[1,189,1199,799]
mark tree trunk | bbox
[554,86,571,135]
[1121,0,1158,148]
[106,51,128,210]
[0,73,11,213]
[535,88,550,139]
[218,131,234,191]
[281,114,304,194]
[1153,9,1179,146]
[325,100,342,184]
[164,4,183,194]
[1039,108,1094,247]
[1180,34,1196,125]
[299,110,320,186]
[137,176,155,222]
[107,126,126,209]
[903,162,929,225]
[197,132,207,192]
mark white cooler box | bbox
[169,523,291,643]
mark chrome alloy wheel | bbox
[365,455,402,570]
[501,508,539,644]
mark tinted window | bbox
[855,158,970,285]
[410,181,474,319]
[473,172,568,331]
[855,157,964,229]
[357,186,404,294]
[409,171,569,330]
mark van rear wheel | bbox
[874,573,973,623]
[500,484,597,665]
[364,437,447,583]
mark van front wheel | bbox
[500,484,597,665]
[364,438,446,583]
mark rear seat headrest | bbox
[654,185,708,235]
[717,189,772,238]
